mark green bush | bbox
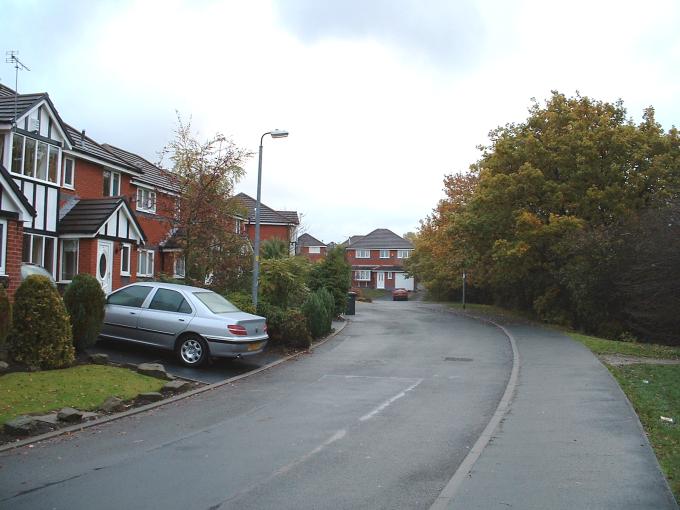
[225,291,256,314]
[0,286,11,350]
[281,309,312,349]
[302,288,334,339]
[257,302,285,343]
[318,287,335,326]
[63,274,106,351]
[8,275,75,369]
[259,257,311,309]
[308,246,351,315]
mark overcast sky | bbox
[3,0,679,243]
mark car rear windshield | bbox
[193,292,241,313]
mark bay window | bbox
[22,233,56,276]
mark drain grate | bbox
[444,356,473,362]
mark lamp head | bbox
[270,129,289,139]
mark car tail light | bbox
[228,324,248,336]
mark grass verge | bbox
[607,364,680,498]
[570,333,680,359]
[0,365,165,425]
[569,332,680,500]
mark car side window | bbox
[149,289,192,314]
[107,285,153,307]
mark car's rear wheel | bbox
[176,334,209,367]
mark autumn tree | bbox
[164,117,252,291]
[410,92,680,340]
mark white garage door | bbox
[394,272,414,291]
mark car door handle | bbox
[178,319,185,322]
[129,311,136,315]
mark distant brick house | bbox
[235,192,299,252]
[345,229,414,290]
[296,233,327,262]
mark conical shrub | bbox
[8,275,74,369]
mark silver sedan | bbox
[100,282,268,367]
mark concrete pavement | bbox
[435,313,678,510]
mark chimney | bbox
[80,129,86,146]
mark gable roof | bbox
[235,192,299,225]
[0,162,36,219]
[0,88,73,148]
[103,144,179,193]
[0,92,45,124]
[59,197,146,242]
[297,233,326,247]
[346,229,413,249]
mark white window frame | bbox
[397,249,412,259]
[379,249,390,259]
[137,249,154,277]
[387,272,393,279]
[63,157,75,189]
[59,239,79,283]
[356,249,370,259]
[0,219,6,275]
[136,186,157,214]
[10,133,61,185]
[354,270,371,281]
[234,219,242,234]
[308,246,321,254]
[120,243,131,276]
[103,169,121,197]
[173,256,185,279]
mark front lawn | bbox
[0,365,165,425]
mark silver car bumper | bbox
[205,334,269,358]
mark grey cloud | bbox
[273,0,485,69]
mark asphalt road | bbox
[0,300,513,510]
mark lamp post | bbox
[252,129,289,307]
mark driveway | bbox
[88,338,285,384]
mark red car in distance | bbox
[392,288,409,301]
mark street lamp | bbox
[252,129,289,307]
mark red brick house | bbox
[0,84,179,297]
[345,229,414,290]
[235,192,299,252]
[296,233,327,262]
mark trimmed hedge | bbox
[281,309,312,349]
[8,275,75,369]
[63,274,106,351]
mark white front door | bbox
[376,272,385,289]
[97,240,113,294]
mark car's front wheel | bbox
[176,334,209,367]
